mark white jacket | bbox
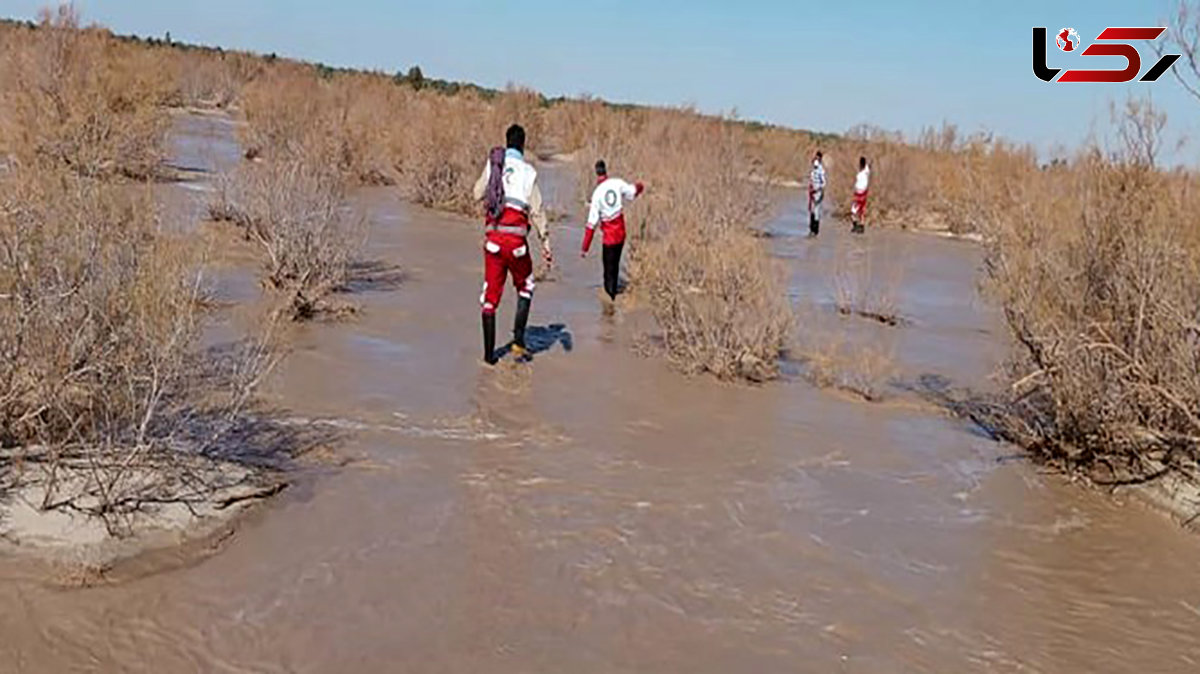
[854,166,870,194]
[587,178,639,228]
[472,149,548,239]
[809,160,826,192]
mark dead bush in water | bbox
[0,6,171,180]
[975,102,1200,486]
[0,168,283,535]
[831,235,908,326]
[798,318,897,402]
[211,156,365,319]
[606,112,790,382]
[637,225,793,381]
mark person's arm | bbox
[619,179,644,200]
[582,190,601,256]
[529,182,552,259]
[472,161,490,202]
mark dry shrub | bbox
[173,48,262,109]
[831,236,907,325]
[385,89,495,212]
[969,102,1200,485]
[573,109,791,381]
[0,6,171,180]
[0,168,280,533]
[637,225,793,381]
[211,155,365,319]
[798,317,897,402]
[240,68,546,215]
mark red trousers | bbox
[480,231,533,315]
[852,190,869,220]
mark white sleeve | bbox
[618,179,638,200]
[586,189,601,227]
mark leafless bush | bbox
[174,49,262,109]
[210,155,365,319]
[637,225,793,381]
[976,101,1200,485]
[606,112,790,381]
[239,69,540,214]
[831,236,907,325]
[0,167,282,535]
[0,5,171,180]
[798,320,897,402]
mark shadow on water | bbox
[897,373,1015,444]
[497,323,574,361]
[340,260,407,294]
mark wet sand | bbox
[2,115,1200,672]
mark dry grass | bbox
[0,6,172,180]
[238,68,547,214]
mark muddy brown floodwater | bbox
[4,114,1200,673]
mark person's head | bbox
[815,151,823,162]
[505,124,526,153]
[594,159,607,177]
[859,156,868,170]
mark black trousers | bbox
[602,241,624,300]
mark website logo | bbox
[1033,27,1180,83]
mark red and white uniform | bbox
[851,165,870,219]
[582,177,643,253]
[472,149,548,315]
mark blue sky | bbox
[3,1,1196,161]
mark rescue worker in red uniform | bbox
[581,160,643,311]
[851,155,870,235]
[472,124,552,364]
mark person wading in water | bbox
[581,159,643,314]
[472,124,552,364]
[808,150,826,237]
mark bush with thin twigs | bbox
[238,68,548,215]
[960,100,1200,489]
[0,5,172,180]
[210,154,365,320]
[831,236,907,326]
[171,48,263,109]
[797,310,898,402]
[0,168,282,535]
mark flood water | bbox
[3,115,1200,672]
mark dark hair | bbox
[859,156,867,169]
[815,151,823,160]
[506,124,526,152]
[594,159,607,176]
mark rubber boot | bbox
[512,297,531,359]
[482,313,497,365]
[809,214,819,237]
